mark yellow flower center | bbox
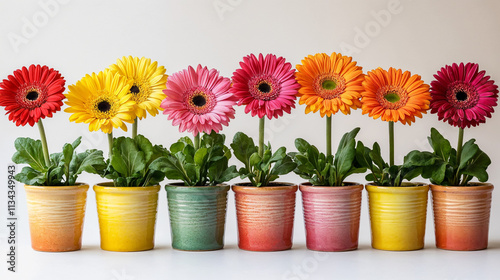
[314,73,346,99]
[129,79,152,104]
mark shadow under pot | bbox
[300,182,363,252]
[366,183,429,251]
[431,183,494,251]
[93,183,160,252]
[165,183,230,251]
[24,184,89,252]
[232,182,298,252]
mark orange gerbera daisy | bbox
[295,53,364,117]
[361,67,431,125]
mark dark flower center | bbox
[322,79,337,90]
[455,90,468,101]
[26,91,39,101]
[97,101,111,112]
[192,95,207,107]
[258,82,272,93]
[130,85,140,94]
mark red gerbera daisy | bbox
[0,65,66,126]
[161,65,237,136]
[430,62,498,129]
[231,53,300,119]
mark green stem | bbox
[326,116,332,157]
[455,127,465,185]
[107,132,113,157]
[194,133,200,151]
[259,117,265,157]
[389,121,394,166]
[132,117,138,139]
[37,120,50,167]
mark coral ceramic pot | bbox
[165,183,230,251]
[300,182,363,251]
[94,183,160,252]
[232,183,297,251]
[25,184,89,252]
[366,183,429,251]
[431,183,493,251]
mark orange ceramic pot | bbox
[300,182,363,251]
[24,184,89,252]
[232,183,298,251]
[431,183,494,251]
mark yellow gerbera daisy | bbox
[65,70,136,134]
[108,56,168,119]
[295,52,364,117]
[361,67,431,125]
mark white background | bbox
[1,0,500,279]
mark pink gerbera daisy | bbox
[161,65,236,136]
[231,53,300,119]
[0,65,65,126]
[430,62,498,129]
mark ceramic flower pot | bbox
[94,183,160,252]
[232,182,298,251]
[165,183,230,251]
[24,184,89,252]
[431,183,493,251]
[300,182,363,252]
[366,183,429,251]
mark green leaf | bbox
[135,135,154,163]
[294,138,311,153]
[463,151,491,182]
[428,128,451,161]
[14,166,46,185]
[12,138,47,172]
[459,139,478,170]
[231,132,257,167]
[335,139,356,177]
[194,147,209,166]
[249,152,262,167]
[403,150,436,167]
[170,142,185,154]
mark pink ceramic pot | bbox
[431,183,493,251]
[232,183,297,251]
[300,182,363,251]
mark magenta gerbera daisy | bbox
[231,53,300,119]
[161,65,236,136]
[0,65,66,126]
[430,62,498,129]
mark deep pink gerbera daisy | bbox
[231,53,300,119]
[0,65,66,126]
[161,65,237,136]
[430,62,498,129]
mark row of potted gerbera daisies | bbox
[0,53,497,253]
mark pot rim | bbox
[165,182,230,192]
[93,182,161,193]
[299,182,363,192]
[24,183,89,191]
[365,182,429,193]
[231,182,298,193]
[430,182,493,192]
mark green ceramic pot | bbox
[165,183,230,251]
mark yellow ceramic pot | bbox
[24,184,89,252]
[366,183,429,251]
[94,183,160,252]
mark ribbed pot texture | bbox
[25,184,89,252]
[366,183,429,251]
[431,183,493,251]
[94,183,160,252]
[232,183,297,251]
[300,183,363,251]
[165,184,230,251]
